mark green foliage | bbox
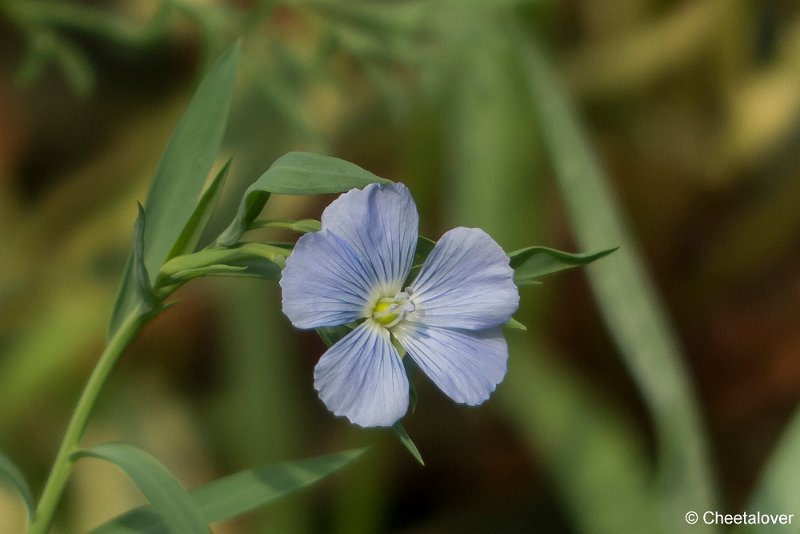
[166,158,232,261]
[73,443,209,534]
[131,205,158,313]
[390,423,424,466]
[519,32,717,530]
[500,340,661,534]
[509,246,617,285]
[109,41,240,336]
[0,450,35,520]
[158,243,289,287]
[217,152,391,246]
[91,449,365,533]
[734,410,800,534]
[249,219,322,233]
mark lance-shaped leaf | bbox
[109,42,240,336]
[90,449,365,533]
[217,152,390,246]
[391,423,424,466]
[166,158,232,261]
[509,246,617,285]
[73,443,209,534]
[519,31,717,528]
[0,451,35,520]
[733,409,800,534]
[132,204,158,311]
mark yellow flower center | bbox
[371,291,414,328]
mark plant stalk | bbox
[27,309,151,534]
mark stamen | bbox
[371,290,414,328]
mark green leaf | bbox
[132,204,158,311]
[509,246,617,285]
[413,236,436,266]
[73,443,209,533]
[158,243,290,288]
[519,32,717,528]
[0,450,35,520]
[391,423,424,466]
[733,409,800,534]
[249,218,322,233]
[166,158,232,261]
[499,338,661,534]
[109,41,240,336]
[90,449,365,533]
[505,317,527,331]
[217,152,391,246]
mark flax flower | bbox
[280,183,519,427]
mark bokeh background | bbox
[2,0,800,532]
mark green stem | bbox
[27,309,152,534]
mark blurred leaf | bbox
[0,451,35,520]
[15,29,95,95]
[109,41,240,336]
[390,423,424,466]
[217,152,390,246]
[73,443,209,534]
[166,158,232,260]
[519,32,717,528]
[500,339,661,534]
[91,449,366,533]
[509,246,617,285]
[734,409,800,534]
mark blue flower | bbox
[280,183,519,427]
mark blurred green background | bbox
[2,0,800,532]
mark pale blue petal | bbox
[407,227,519,329]
[281,230,380,329]
[321,183,418,294]
[314,321,409,427]
[393,324,507,405]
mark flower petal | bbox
[321,183,418,294]
[281,230,380,329]
[314,320,409,427]
[393,324,508,405]
[407,227,519,329]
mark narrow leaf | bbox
[505,317,527,331]
[132,204,158,311]
[90,449,365,533]
[500,338,661,534]
[217,152,390,246]
[74,443,209,534]
[733,409,800,534]
[0,451,35,520]
[109,42,240,336]
[509,246,616,285]
[519,32,717,527]
[391,423,424,466]
[166,158,233,261]
[158,243,290,286]
[249,218,322,233]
